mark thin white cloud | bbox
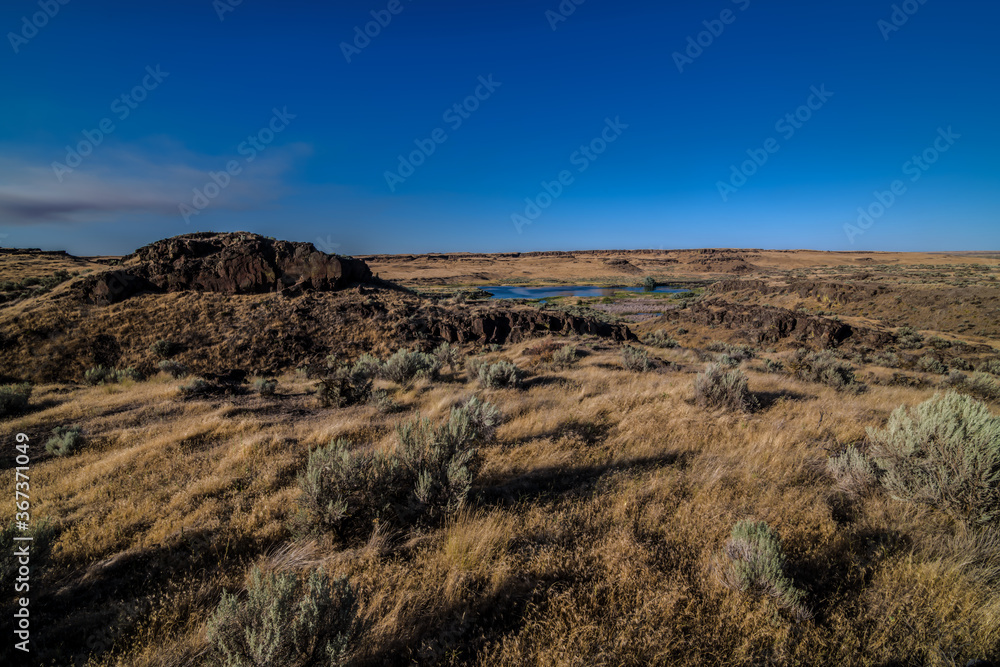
[0,139,312,224]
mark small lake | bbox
[481,285,688,300]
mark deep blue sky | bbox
[1,0,997,256]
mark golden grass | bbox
[3,336,999,666]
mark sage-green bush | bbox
[694,364,753,412]
[206,566,356,667]
[869,392,1000,526]
[720,520,810,621]
[0,383,31,417]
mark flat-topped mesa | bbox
[81,232,374,305]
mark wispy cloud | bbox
[0,139,311,225]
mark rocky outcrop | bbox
[707,279,890,303]
[424,309,637,345]
[79,233,373,305]
[662,301,895,348]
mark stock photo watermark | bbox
[384,75,502,192]
[511,116,628,234]
[213,0,243,21]
[546,0,587,31]
[7,0,71,54]
[51,65,170,183]
[844,126,959,243]
[179,107,296,223]
[673,0,751,73]
[717,84,833,202]
[878,0,929,41]
[341,0,414,63]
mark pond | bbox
[481,285,688,300]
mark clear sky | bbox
[1,0,997,256]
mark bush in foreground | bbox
[643,330,679,349]
[381,349,440,385]
[869,392,1000,526]
[158,360,189,379]
[206,566,356,667]
[433,342,464,374]
[694,364,753,412]
[0,383,32,417]
[297,398,499,539]
[719,520,810,621]
[478,360,525,389]
[45,426,84,457]
[316,366,372,408]
[552,344,579,368]
[789,350,862,392]
[620,346,652,372]
[253,378,278,396]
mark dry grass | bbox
[3,333,999,666]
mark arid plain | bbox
[2,235,999,666]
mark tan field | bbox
[1,239,999,666]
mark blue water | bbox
[481,285,687,300]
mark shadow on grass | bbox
[477,452,686,509]
[752,389,815,411]
[21,528,266,667]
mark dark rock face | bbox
[423,309,637,345]
[79,233,373,305]
[664,302,895,348]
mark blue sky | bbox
[1,0,998,255]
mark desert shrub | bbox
[433,342,463,373]
[85,366,141,385]
[465,357,487,382]
[478,360,525,389]
[369,388,403,414]
[928,336,953,350]
[459,396,503,441]
[149,339,179,359]
[316,366,372,408]
[350,354,383,381]
[977,358,1000,377]
[790,350,862,391]
[962,373,1000,401]
[643,330,678,348]
[85,365,115,385]
[206,566,356,667]
[45,426,83,457]
[719,354,740,368]
[620,346,652,372]
[158,360,189,378]
[719,521,810,621]
[827,445,879,496]
[643,276,657,291]
[0,383,32,417]
[380,349,440,385]
[707,341,755,361]
[253,378,278,396]
[896,325,924,349]
[917,355,947,375]
[297,439,403,537]
[764,359,784,374]
[396,403,495,520]
[115,367,142,382]
[871,351,902,368]
[179,378,210,398]
[694,364,753,412]
[298,400,496,538]
[552,344,579,368]
[868,392,1000,526]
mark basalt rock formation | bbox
[79,232,373,305]
[410,308,637,345]
[662,301,895,349]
